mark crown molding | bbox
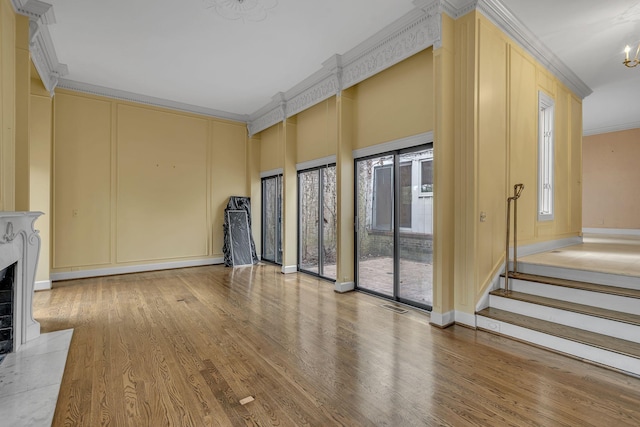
[248,0,592,137]
[583,121,640,137]
[56,79,248,123]
[341,8,441,89]
[12,0,67,95]
[475,0,592,99]
[248,3,442,136]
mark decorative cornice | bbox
[248,0,592,136]
[12,0,67,95]
[56,79,249,123]
[475,0,592,99]
[17,0,591,135]
[249,4,441,135]
[285,73,340,118]
[341,10,440,89]
[247,92,287,135]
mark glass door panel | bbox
[356,155,394,297]
[262,175,282,264]
[321,166,337,280]
[299,170,320,273]
[397,150,433,307]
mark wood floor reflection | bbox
[34,264,640,426]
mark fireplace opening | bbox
[0,262,16,364]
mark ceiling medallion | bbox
[202,0,278,22]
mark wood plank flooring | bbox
[33,264,640,426]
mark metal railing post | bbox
[504,184,524,293]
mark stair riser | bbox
[490,295,640,343]
[476,315,640,376]
[516,263,640,291]
[502,278,640,316]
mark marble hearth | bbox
[0,212,43,356]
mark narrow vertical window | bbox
[538,92,554,221]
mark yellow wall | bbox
[296,97,337,164]
[353,48,434,149]
[116,104,209,263]
[0,0,16,211]
[583,128,640,229]
[14,14,29,212]
[52,89,247,274]
[432,13,456,323]
[451,12,583,318]
[259,123,283,173]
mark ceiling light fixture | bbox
[202,0,278,22]
[623,43,640,68]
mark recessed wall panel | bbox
[54,93,112,268]
[116,105,208,262]
[211,121,247,257]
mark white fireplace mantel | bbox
[0,211,43,351]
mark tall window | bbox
[420,159,433,194]
[538,91,554,221]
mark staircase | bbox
[476,263,640,377]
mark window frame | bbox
[420,158,434,196]
[538,91,555,222]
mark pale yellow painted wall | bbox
[282,119,297,269]
[335,89,355,285]
[14,14,29,212]
[431,13,456,322]
[211,120,249,256]
[452,12,583,314]
[248,134,261,255]
[29,72,52,282]
[53,89,247,273]
[353,48,434,149]
[295,97,337,164]
[259,124,283,172]
[0,0,16,211]
[116,104,209,263]
[477,19,508,281]
[53,92,112,268]
[583,128,640,229]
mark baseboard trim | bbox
[334,281,355,293]
[455,310,477,328]
[583,227,640,236]
[512,236,582,258]
[51,258,224,281]
[281,265,297,274]
[429,310,454,328]
[34,280,51,291]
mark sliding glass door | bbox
[298,165,337,280]
[355,146,433,309]
[261,175,282,264]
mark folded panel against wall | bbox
[223,197,259,267]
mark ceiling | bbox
[43,0,640,135]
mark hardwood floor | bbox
[33,264,640,426]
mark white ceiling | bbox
[44,0,640,134]
[501,0,640,134]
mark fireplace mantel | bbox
[0,211,43,351]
